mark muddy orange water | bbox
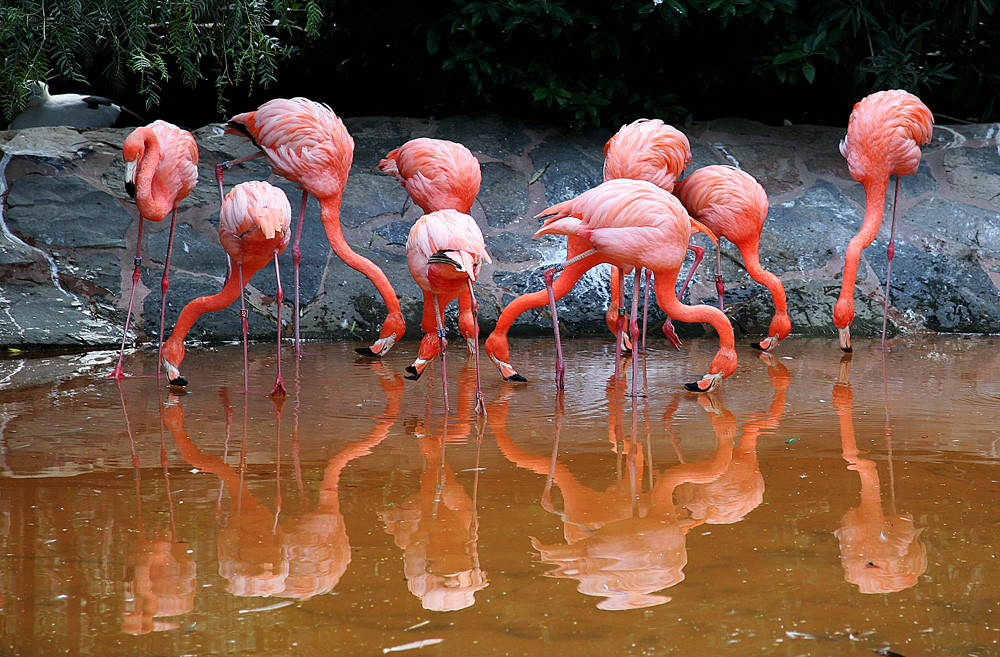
[1,336,998,657]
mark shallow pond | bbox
[1,336,998,656]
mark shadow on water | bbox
[1,336,999,656]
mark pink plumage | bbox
[380,138,482,213]
[603,119,691,192]
[535,179,704,272]
[123,120,198,222]
[839,90,933,184]
[226,97,354,201]
[219,181,292,261]
[407,209,492,291]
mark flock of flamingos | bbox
[108,90,934,415]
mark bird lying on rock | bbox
[7,80,144,130]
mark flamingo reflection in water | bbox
[832,357,927,593]
[380,363,488,611]
[118,383,196,634]
[491,390,735,610]
[160,362,404,599]
[677,359,790,525]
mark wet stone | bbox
[145,222,222,271]
[374,221,412,248]
[6,175,134,249]
[529,135,604,206]
[867,240,1000,334]
[434,114,532,160]
[479,162,530,228]
[942,146,1000,209]
[906,196,1000,256]
[767,181,862,271]
[346,116,435,168]
[0,281,120,347]
[341,171,406,229]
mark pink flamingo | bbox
[379,137,485,358]
[111,120,198,379]
[217,97,405,357]
[485,118,692,382]
[406,209,492,415]
[379,137,482,214]
[534,178,736,393]
[673,164,791,351]
[161,181,291,396]
[834,90,933,351]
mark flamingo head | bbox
[752,312,792,352]
[832,297,855,352]
[121,129,150,198]
[160,340,188,387]
[484,332,526,382]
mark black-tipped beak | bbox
[125,180,136,198]
[355,346,382,358]
[403,365,423,381]
[840,346,853,353]
[169,376,188,387]
[504,372,528,383]
[749,341,765,351]
[683,381,703,392]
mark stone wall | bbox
[1,114,998,349]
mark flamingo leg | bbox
[270,252,286,398]
[641,268,652,354]
[433,295,450,413]
[630,268,641,399]
[110,218,146,379]
[542,247,598,391]
[714,242,724,310]
[238,263,249,394]
[291,190,308,355]
[215,152,264,205]
[468,281,487,417]
[881,176,901,350]
[157,207,179,378]
[614,266,627,383]
[544,267,566,391]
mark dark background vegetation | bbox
[3,0,997,130]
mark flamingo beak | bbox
[488,352,527,382]
[404,357,431,381]
[124,160,137,197]
[162,357,187,387]
[838,327,852,352]
[684,372,722,393]
[751,335,780,352]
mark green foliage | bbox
[0,0,323,121]
[426,0,796,127]
[759,0,996,121]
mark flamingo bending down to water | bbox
[673,165,791,351]
[834,90,933,351]
[380,137,485,354]
[161,181,291,395]
[111,120,198,379]
[379,137,482,214]
[533,178,737,393]
[484,118,692,382]
[217,97,405,357]
[406,209,492,416]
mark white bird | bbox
[7,81,143,130]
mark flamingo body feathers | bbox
[603,118,691,192]
[226,97,354,200]
[380,138,482,214]
[122,120,198,222]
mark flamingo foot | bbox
[269,378,287,398]
[684,372,722,393]
[475,392,487,418]
[750,335,780,352]
[355,333,398,358]
[662,319,683,351]
[108,365,127,379]
[838,327,852,353]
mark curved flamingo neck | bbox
[834,178,888,329]
[653,274,737,378]
[318,197,403,318]
[738,241,790,339]
[161,260,269,367]
[133,130,172,221]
